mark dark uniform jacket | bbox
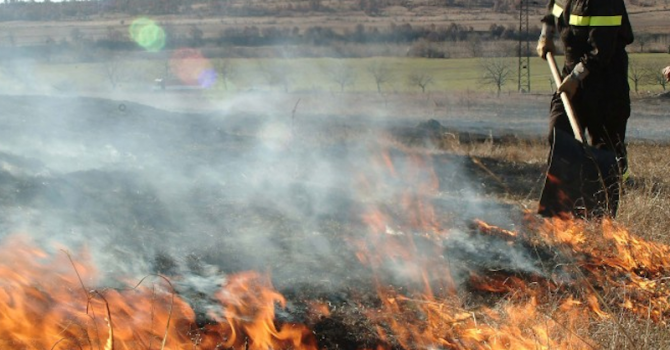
[543,0,634,155]
[542,0,634,98]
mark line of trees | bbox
[213,23,507,47]
[0,21,540,61]
[145,58,517,95]
[211,60,440,93]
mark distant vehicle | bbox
[153,78,203,91]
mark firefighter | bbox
[536,0,634,182]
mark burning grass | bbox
[4,211,670,349]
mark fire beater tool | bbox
[538,52,620,219]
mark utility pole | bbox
[518,0,531,93]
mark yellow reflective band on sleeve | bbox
[589,15,623,26]
[552,4,563,17]
[569,15,591,26]
[569,14,623,26]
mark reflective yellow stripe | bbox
[589,15,623,26]
[569,14,622,26]
[569,15,591,26]
[552,4,563,17]
[554,2,623,26]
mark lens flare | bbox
[170,48,216,88]
[129,17,166,52]
[198,68,218,89]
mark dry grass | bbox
[592,312,670,349]
[442,134,548,164]
[617,142,670,245]
[441,136,670,237]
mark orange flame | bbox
[210,272,318,350]
[0,236,318,350]
[0,236,199,350]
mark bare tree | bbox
[214,59,236,91]
[407,70,434,93]
[628,59,646,94]
[648,64,668,91]
[636,33,651,53]
[102,52,128,90]
[479,56,513,96]
[466,33,483,58]
[366,62,393,93]
[329,62,356,92]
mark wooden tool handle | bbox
[546,52,584,143]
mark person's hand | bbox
[663,66,670,82]
[536,23,555,60]
[558,63,589,99]
[558,74,580,98]
[536,35,555,60]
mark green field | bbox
[3,53,668,96]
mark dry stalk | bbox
[86,291,115,350]
[49,338,85,350]
[469,155,512,194]
[64,250,177,350]
[63,250,109,350]
[129,274,177,350]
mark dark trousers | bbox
[548,83,630,172]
